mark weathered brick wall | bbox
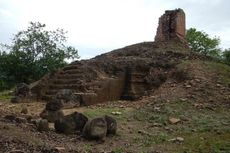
[155,9,185,42]
[175,10,185,39]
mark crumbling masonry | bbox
[31,8,188,106]
[155,9,186,42]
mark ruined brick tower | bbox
[155,8,186,42]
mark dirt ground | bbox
[0,97,230,153]
[0,60,230,153]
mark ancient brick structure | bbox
[30,9,190,106]
[155,8,186,42]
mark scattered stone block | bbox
[46,99,63,111]
[40,109,64,123]
[104,115,117,135]
[54,112,88,134]
[8,150,25,153]
[37,119,49,132]
[15,117,27,123]
[82,117,107,141]
[169,137,184,143]
[21,107,28,114]
[169,117,181,124]
[55,89,80,108]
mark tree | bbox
[0,45,15,90]
[186,28,221,58]
[0,22,79,90]
[222,49,230,65]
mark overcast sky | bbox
[0,0,230,59]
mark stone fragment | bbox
[54,112,88,134]
[21,107,28,114]
[37,119,49,132]
[169,137,184,142]
[111,111,122,115]
[15,83,30,97]
[15,117,27,123]
[104,115,117,135]
[45,99,63,111]
[152,123,163,127]
[74,92,98,106]
[40,109,64,122]
[11,83,31,103]
[30,119,40,126]
[169,117,181,124]
[53,147,66,153]
[82,117,107,141]
[55,89,80,108]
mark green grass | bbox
[132,101,191,124]
[83,107,133,121]
[178,59,230,85]
[0,90,12,101]
[180,132,230,153]
[203,61,230,85]
[130,100,230,153]
[111,147,124,153]
[133,132,168,147]
[82,144,93,152]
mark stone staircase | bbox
[41,62,92,100]
[40,61,127,105]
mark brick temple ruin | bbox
[31,8,189,106]
[155,8,186,42]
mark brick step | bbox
[131,73,146,76]
[56,74,83,79]
[86,86,101,92]
[42,95,53,101]
[68,61,83,66]
[49,84,82,90]
[130,79,146,83]
[52,79,82,84]
[45,89,60,95]
[63,65,81,71]
[60,69,84,75]
[131,75,146,79]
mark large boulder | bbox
[73,112,89,132]
[40,109,64,122]
[104,115,117,135]
[55,89,80,108]
[54,112,88,134]
[82,117,107,141]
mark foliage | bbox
[0,22,79,90]
[186,28,221,58]
[222,49,230,65]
